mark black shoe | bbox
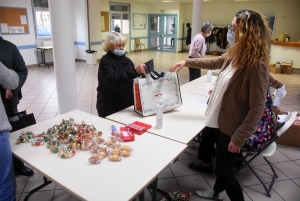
[15,165,34,176]
[188,162,213,173]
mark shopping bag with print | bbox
[133,70,182,116]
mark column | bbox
[191,0,203,39]
[49,0,78,114]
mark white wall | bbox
[88,0,102,59]
[273,0,300,42]
[1,0,37,65]
[270,45,300,69]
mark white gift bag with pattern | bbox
[133,71,182,116]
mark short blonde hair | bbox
[103,32,127,52]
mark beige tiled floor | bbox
[15,51,300,201]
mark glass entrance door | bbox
[148,14,177,52]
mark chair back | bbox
[276,111,297,137]
[135,38,141,45]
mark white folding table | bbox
[36,46,53,68]
[10,110,186,201]
[106,92,209,144]
[180,75,217,96]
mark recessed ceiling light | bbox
[161,0,175,2]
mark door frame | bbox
[148,14,178,52]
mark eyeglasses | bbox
[228,24,236,33]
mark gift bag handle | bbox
[149,69,165,80]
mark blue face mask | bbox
[113,49,125,56]
[227,31,235,46]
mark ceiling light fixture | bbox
[235,0,250,1]
[161,0,175,2]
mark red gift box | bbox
[120,127,135,142]
[125,121,152,135]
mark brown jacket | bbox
[186,53,269,147]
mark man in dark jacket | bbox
[114,24,121,33]
[186,23,192,45]
[0,36,33,176]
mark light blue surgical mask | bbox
[113,49,125,56]
[227,31,235,46]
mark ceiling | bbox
[129,0,278,3]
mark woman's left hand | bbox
[135,64,146,76]
[228,140,241,153]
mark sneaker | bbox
[196,190,224,201]
[188,162,213,173]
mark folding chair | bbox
[235,111,297,197]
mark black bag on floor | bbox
[9,110,36,132]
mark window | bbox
[110,3,130,35]
[35,9,51,37]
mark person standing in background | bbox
[114,24,121,33]
[188,21,213,81]
[0,36,33,177]
[186,23,192,45]
[170,24,175,47]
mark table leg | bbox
[37,49,41,67]
[43,50,50,68]
[24,176,52,201]
[138,190,145,201]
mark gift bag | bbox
[9,110,36,132]
[133,70,182,116]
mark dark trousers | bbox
[188,56,201,82]
[213,130,244,201]
[171,38,174,47]
[197,126,221,164]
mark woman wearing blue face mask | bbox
[227,24,235,46]
[96,32,146,118]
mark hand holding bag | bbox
[133,70,182,116]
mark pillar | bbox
[191,0,203,39]
[49,0,78,114]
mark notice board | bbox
[0,7,29,34]
[101,11,109,32]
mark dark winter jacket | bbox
[186,27,192,45]
[96,51,138,117]
[0,36,28,112]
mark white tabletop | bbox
[10,110,186,201]
[106,93,209,144]
[36,46,53,50]
[180,75,217,96]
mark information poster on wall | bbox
[8,26,25,34]
[133,13,147,30]
[20,15,27,25]
[101,16,105,31]
[0,23,8,33]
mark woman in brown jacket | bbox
[170,9,271,201]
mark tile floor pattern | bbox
[14,51,300,201]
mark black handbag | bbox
[9,110,36,132]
